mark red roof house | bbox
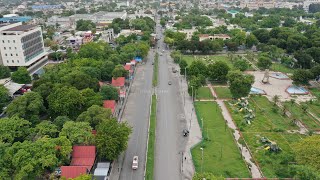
[124,64,131,71]
[111,77,125,87]
[61,166,88,179]
[70,146,96,171]
[103,100,116,113]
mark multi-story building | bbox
[199,34,231,41]
[240,0,275,10]
[100,29,115,43]
[0,22,47,67]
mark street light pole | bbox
[200,147,204,173]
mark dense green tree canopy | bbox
[227,70,254,98]
[100,85,119,100]
[76,19,96,31]
[0,65,10,79]
[77,105,112,128]
[5,92,45,124]
[0,116,31,144]
[0,85,10,112]
[292,69,313,86]
[96,119,132,160]
[207,61,230,82]
[257,56,272,70]
[11,67,31,84]
[59,121,93,145]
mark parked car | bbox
[132,156,138,170]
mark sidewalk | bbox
[175,68,202,180]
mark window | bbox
[11,60,14,63]
[13,40,15,43]
[16,54,18,56]
[2,40,4,43]
[9,47,11,50]
[11,54,12,56]
[4,47,6,50]
[5,54,7,56]
[8,40,10,43]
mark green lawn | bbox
[196,87,213,100]
[284,101,320,131]
[226,96,305,178]
[191,101,250,178]
[146,95,157,180]
[183,55,232,67]
[310,88,320,99]
[270,63,294,74]
[152,53,159,87]
[214,87,233,99]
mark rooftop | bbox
[61,166,88,179]
[103,100,116,113]
[111,77,125,87]
[4,24,36,32]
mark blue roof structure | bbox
[0,16,32,23]
[32,5,62,10]
[134,57,142,62]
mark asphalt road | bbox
[119,50,154,180]
[154,19,187,180]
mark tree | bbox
[47,86,84,119]
[293,135,320,170]
[207,61,230,82]
[188,60,207,77]
[294,51,313,69]
[291,165,320,180]
[0,116,31,144]
[53,116,70,131]
[0,65,10,79]
[62,70,99,91]
[59,121,93,145]
[234,59,249,71]
[101,61,115,81]
[0,85,10,112]
[252,29,270,43]
[78,42,110,60]
[112,65,129,78]
[257,56,272,70]
[5,92,45,124]
[11,67,31,84]
[245,34,258,48]
[292,69,313,86]
[77,105,112,128]
[310,65,320,79]
[76,19,96,31]
[33,120,58,139]
[188,76,203,96]
[227,70,254,98]
[179,59,188,75]
[96,119,132,160]
[100,85,119,100]
[283,17,296,27]
[309,3,320,13]
[225,41,238,52]
[80,88,103,109]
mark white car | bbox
[132,156,138,170]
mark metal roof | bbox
[94,162,111,176]
[3,24,36,31]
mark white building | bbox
[0,23,47,67]
[100,29,115,43]
[199,34,231,41]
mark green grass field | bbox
[183,55,232,67]
[146,95,157,180]
[226,96,305,178]
[196,87,214,100]
[284,101,320,131]
[214,87,233,99]
[191,101,250,178]
[270,63,294,74]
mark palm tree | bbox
[272,95,280,106]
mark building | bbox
[46,16,71,28]
[111,77,125,88]
[0,23,47,67]
[117,29,142,37]
[0,16,32,24]
[178,29,197,40]
[199,34,231,41]
[240,0,275,10]
[103,100,117,114]
[69,11,127,27]
[304,0,320,12]
[100,29,114,43]
[66,36,83,49]
[83,31,93,44]
[94,162,111,180]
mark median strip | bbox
[152,53,159,87]
[145,94,157,180]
